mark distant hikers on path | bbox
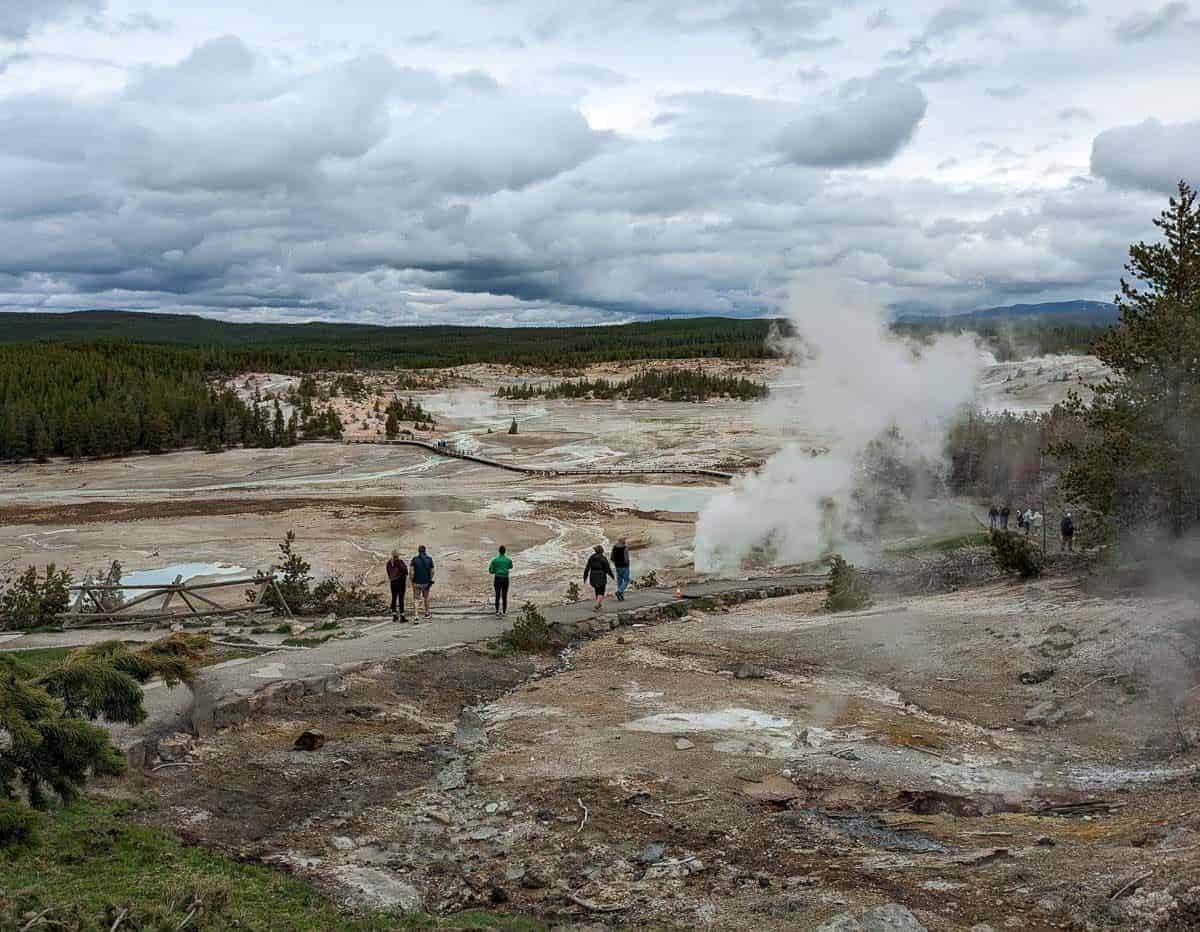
[383,538,643,622]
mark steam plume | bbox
[694,283,983,572]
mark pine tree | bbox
[1,635,201,810]
[385,411,399,439]
[1054,181,1200,537]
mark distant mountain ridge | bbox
[895,300,1118,325]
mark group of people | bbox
[987,504,1076,551]
[382,536,634,622]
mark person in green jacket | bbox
[488,545,513,616]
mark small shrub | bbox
[1,565,72,630]
[566,581,581,602]
[499,602,553,654]
[634,570,659,589]
[824,555,872,613]
[990,530,1044,578]
[0,801,39,853]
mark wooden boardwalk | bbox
[345,438,735,480]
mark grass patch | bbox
[282,633,334,648]
[0,797,545,930]
[888,531,990,555]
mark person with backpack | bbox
[410,545,434,620]
[988,506,999,530]
[583,545,615,612]
[1060,512,1075,552]
[386,550,408,622]
[488,545,513,616]
[1000,505,1011,530]
[611,537,631,601]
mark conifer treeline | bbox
[0,344,341,462]
[496,368,769,401]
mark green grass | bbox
[0,798,544,930]
[2,646,73,677]
[887,530,990,555]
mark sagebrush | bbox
[824,555,872,612]
[989,530,1044,578]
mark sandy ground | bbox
[136,568,1200,930]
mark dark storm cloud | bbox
[1091,119,1200,194]
[774,81,927,166]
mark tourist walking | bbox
[1022,508,1035,536]
[988,506,999,530]
[583,545,615,612]
[410,545,434,620]
[488,545,512,616]
[386,550,408,622]
[1000,505,1010,530]
[611,537,631,601]
[1060,512,1075,552]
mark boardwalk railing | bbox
[62,574,291,627]
[346,438,735,480]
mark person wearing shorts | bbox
[410,545,434,620]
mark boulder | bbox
[815,903,928,932]
[293,729,326,751]
[333,866,423,914]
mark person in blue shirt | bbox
[410,545,435,620]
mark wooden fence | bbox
[61,574,292,627]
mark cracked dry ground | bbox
[138,576,1200,931]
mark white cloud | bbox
[1113,2,1197,41]
[0,2,1191,323]
[0,0,102,39]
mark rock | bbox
[740,774,802,803]
[636,843,666,864]
[333,866,423,914]
[1034,835,1056,847]
[1018,668,1055,685]
[734,662,768,680]
[455,708,486,747]
[815,903,928,932]
[293,729,326,751]
[427,810,453,826]
[157,732,194,763]
[1023,701,1062,727]
[484,802,500,815]
[330,836,355,851]
[470,827,499,841]
[674,738,696,750]
[520,868,549,889]
[970,926,997,932]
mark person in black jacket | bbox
[583,545,615,612]
[611,537,630,601]
[1060,512,1075,552]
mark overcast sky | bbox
[0,0,1197,325]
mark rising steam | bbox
[693,283,983,573]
